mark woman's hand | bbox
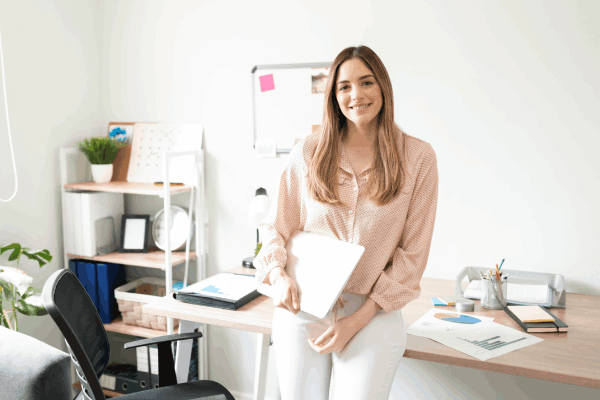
[308,298,382,354]
[269,267,300,315]
[307,314,364,354]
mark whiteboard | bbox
[127,123,203,185]
[252,62,332,153]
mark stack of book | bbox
[504,305,568,333]
[63,191,124,257]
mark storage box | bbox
[115,278,179,331]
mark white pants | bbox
[273,292,407,400]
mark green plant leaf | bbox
[16,299,47,317]
[22,249,52,268]
[0,280,14,300]
[78,137,126,164]
[1,243,21,258]
[21,286,41,300]
[1,243,22,262]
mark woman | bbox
[254,45,438,400]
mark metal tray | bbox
[454,266,566,308]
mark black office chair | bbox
[42,268,235,400]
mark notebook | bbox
[507,305,555,323]
[257,230,365,319]
[174,273,261,310]
[504,305,568,333]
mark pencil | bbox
[495,264,500,281]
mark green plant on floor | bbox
[77,137,127,165]
[0,243,53,331]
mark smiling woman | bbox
[307,45,407,207]
[253,45,439,400]
[335,59,383,133]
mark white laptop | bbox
[257,230,365,319]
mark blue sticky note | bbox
[432,297,445,306]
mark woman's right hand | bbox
[268,267,300,315]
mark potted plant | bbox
[77,137,127,183]
[0,243,52,331]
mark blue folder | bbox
[68,259,78,277]
[77,261,98,311]
[96,262,125,323]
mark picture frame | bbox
[107,122,135,181]
[107,121,135,145]
[119,214,150,253]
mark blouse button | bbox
[349,210,353,214]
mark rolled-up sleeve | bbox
[254,142,305,285]
[367,145,438,313]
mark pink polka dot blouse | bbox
[254,126,438,313]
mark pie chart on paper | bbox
[434,313,481,324]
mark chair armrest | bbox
[123,331,203,350]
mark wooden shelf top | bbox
[67,248,196,269]
[104,316,167,339]
[64,181,193,195]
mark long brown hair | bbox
[307,45,407,206]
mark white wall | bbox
[0,0,104,347]
[1,0,598,399]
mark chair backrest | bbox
[42,269,108,400]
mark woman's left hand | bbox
[307,314,366,354]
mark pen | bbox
[499,259,505,270]
[495,264,500,281]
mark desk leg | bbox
[254,333,271,400]
[175,320,201,384]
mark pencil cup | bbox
[481,279,507,310]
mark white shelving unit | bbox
[59,146,208,384]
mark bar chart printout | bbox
[459,336,527,351]
[428,322,544,361]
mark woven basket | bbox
[115,278,179,331]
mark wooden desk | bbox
[143,273,600,400]
[407,279,600,389]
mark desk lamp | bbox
[243,187,271,269]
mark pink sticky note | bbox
[259,74,275,92]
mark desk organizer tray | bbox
[115,278,179,331]
[454,266,566,308]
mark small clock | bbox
[151,206,194,251]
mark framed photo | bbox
[108,122,135,145]
[119,215,150,253]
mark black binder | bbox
[174,289,261,310]
[504,306,568,333]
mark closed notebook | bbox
[504,305,568,333]
[174,273,261,310]
[507,305,555,323]
[257,230,365,319]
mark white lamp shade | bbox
[248,194,272,228]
